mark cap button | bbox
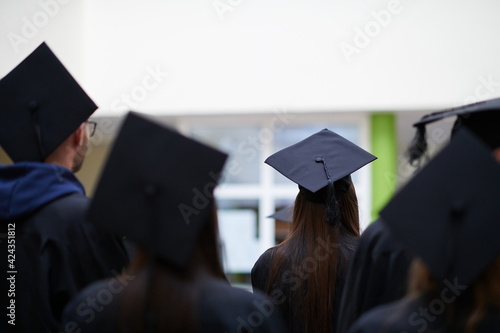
[315,156,323,163]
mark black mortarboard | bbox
[268,205,294,223]
[87,112,228,269]
[265,128,376,226]
[381,129,500,286]
[407,97,500,166]
[0,42,97,162]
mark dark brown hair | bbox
[409,257,500,333]
[119,203,226,333]
[265,183,359,333]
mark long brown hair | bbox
[265,183,359,333]
[409,257,500,333]
[119,203,226,333]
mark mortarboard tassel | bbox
[315,157,341,227]
[406,124,428,167]
[325,180,340,227]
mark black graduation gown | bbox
[1,193,129,333]
[251,237,356,333]
[347,296,500,333]
[335,218,414,333]
[61,275,288,332]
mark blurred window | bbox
[184,114,368,284]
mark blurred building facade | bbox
[1,0,498,282]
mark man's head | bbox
[44,120,95,172]
[0,42,97,168]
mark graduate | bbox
[347,128,500,333]
[61,112,287,333]
[251,128,376,333]
[0,43,129,333]
[336,97,500,333]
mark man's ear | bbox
[72,123,86,147]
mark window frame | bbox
[175,111,372,268]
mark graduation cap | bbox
[87,112,228,270]
[407,97,500,166]
[265,128,376,226]
[381,128,500,286]
[268,205,294,223]
[0,42,97,162]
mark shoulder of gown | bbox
[198,277,288,333]
[251,247,276,293]
[336,218,414,332]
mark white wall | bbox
[0,0,86,80]
[2,0,500,116]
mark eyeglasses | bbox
[86,121,97,137]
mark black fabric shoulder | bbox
[61,279,122,333]
[251,247,276,293]
[336,218,414,333]
[8,192,129,333]
[198,278,287,333]
[346,298,417,333]
[62,276,288,333]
